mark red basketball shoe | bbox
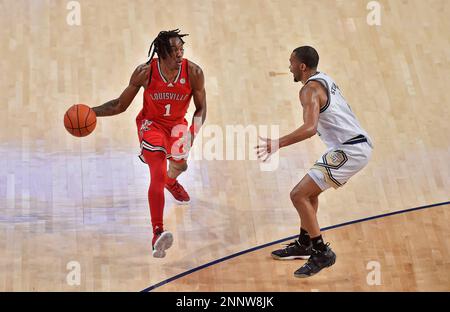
[165,180,190,204]
[152,227,173,258]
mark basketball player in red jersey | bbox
[92,29,207,258]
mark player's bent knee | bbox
[290,188,304,203]
[179,162,188,172]
[171,161,188,172]
[290,188,313,205]
[290,189,297,202]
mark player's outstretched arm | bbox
[277,84,321,148]
[256,83,322,161]
[92,64,150,117]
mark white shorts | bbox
[308,141,372,191]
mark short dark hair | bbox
[147,29,189,62]
[293,46,319,69]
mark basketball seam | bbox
[84,107,91,130]
[65,112,74,130]
[66,123,96,131]
[68,123,96,130]
[79,121,96,130]
[85,121,96,128]
[76,105,81,136]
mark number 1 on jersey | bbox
[163,104,171,116]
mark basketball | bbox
[64,104,97,137]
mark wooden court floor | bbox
[0,0,449,291]
[151,204,449,292]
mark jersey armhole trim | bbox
[185,59,193,91]
[308,78,330,113]
[145,59,154,90]
[146,67,153,89]
[186,60,189,84]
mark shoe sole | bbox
[271,254,311,260]
[294,256,336,278]
[172,198,191,205]
[152,232,174,258]
[165,189,191,205]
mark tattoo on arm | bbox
[92,98,121,117]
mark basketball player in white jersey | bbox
[257,46,373,277]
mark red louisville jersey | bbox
[136,58,192,131]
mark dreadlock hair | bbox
[147,29,189,64]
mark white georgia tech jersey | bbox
[305,72,373,149]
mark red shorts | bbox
[137,118,189,163]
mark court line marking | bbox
[141,200,449,292]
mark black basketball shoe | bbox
[271,240,312,260]
[294,243,336,278]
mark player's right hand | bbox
[130,64,151,88]
[255,136,280,162]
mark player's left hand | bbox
[255,136,280,162]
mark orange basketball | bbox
[64,104,97,137]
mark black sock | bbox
[311,235,327,252]
[298,228,311,246]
